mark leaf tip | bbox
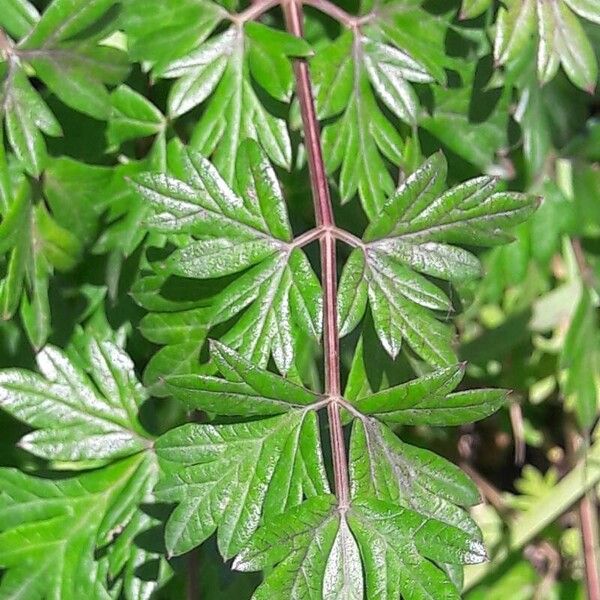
[231,554,249,571]
[467,538,489,564]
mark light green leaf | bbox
[494,0,536,65]
[2,67,62,176]
[21,0,117,48]
[122,0,224,64]
[460,0,492,19]
[560,286,600,430]
[0,0,39,39]
[564,0,600,24]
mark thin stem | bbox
[572,237,597,289]
[567,426,600,600]
[291,227,322,248]
[230,0,280,24]
[292,225,363,249]
[0,29,13,58]
[301,0,372,27]
[581,492,600,600]
[283,0,350,508]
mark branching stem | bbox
[230,0,280,23]
[292,225,364,249]
[302,0,374,28]
[283,0,350,508]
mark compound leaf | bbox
[132,140,322,374]
[155,409,329,558]
[338,153,537,363]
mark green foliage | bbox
[493,0,599,91]
[0,336,165,598]
[338,153,537,364]
[132,139,322,376]
[0,0,598,598]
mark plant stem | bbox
[283,0,350,508]
[232,0,280,23]
[567,426,600,600]
[580,491,600,600]
[302,0,375,28]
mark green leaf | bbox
[0,0,39,39]
[419,65,512,170]
[310,31,353,120]
[234,496,363,600]
[122,0,224,64]
[362,36,432,123]
[166,340,320,416]
[244,22,312,58]
[348,496,486,600]
[156,24,292,176]
[132,140,321,373]
[0,178,30,255]
[551,1,597,91]
[155,409,329,558]
[338,153,537,363]
[349,418,482,535]
[20,0,117,48]
[376,8,450,84]
[0,337,152,462]
[494,0,536,66]
[244,23,312,104]
[316,31,414,218]
[460,0,492,19]
[20,236,51,350]
[2,67,62,176]
[34,203,82,271]
[564,0,600,24]
[27,45,130,120]
[161,27,234,118]
[107,85,165,147]
[560,286,600,430]
[247,32,295,103]
[352,364,507,425]
[0,453,157,599]
[494,0,598,90]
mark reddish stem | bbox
[580,492,600,600]
[283,0,350,507]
